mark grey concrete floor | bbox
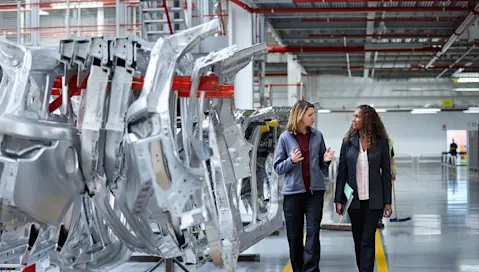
[107,164,479,271]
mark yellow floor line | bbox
[282,234,306,272]
[375,229,389,272]
[282,230,389,272]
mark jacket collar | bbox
[349,131,360,149]
[288,127,317,135]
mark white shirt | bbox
[356,141,369,200]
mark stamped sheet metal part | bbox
[96,35,161,255]
[0,38,84,229]
[0,19,294,271]
[197,44,272,271]
[185,46,236,163]
[78,36,114,192]
[125,19,221,220]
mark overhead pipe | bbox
[0,0,125,8]
[436,45,476,78]
[344,37,351,78]
[308,33,450,38]
[257,7,467,14]
[268,45,440,53]
[370,10,386,78]
[302,17,464,23]
[255,6,469,13]
[229,0,253,13]
[426,2,479,69]
[304,64,479,70]
[229,1,470,13]
[292,0,468,2]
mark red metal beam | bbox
[254,6,470,14]
[229,0,253,13]
[292,0,468,2]
[301,17,464,23]
[268,45,440,53]
[49,75,234,112]
[308,33,450,38]
[307,64,479,70]
[230,1,470,13]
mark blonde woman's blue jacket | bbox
[273,128,331,195]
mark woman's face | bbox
[301,107,315,128]
[352,108,364,131]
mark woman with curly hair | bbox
[334,105,393,272]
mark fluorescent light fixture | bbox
[463,107,479,113]
[454,88,479,92]
[454,77,479,83]
[317,109,331,113]
[375,109,387,113]
[410,108,441,114]
[51,1,104,9]
[39,9,49,15]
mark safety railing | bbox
[394,153,415,171]
[441,151,467,167]
[328,156,339,183]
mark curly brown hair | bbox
[344,105,389,148]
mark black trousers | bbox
[348,200,383,272]
[283,190,325,272]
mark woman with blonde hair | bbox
[274,100,335,272]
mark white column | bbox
[228,2,253,110]
[287,54,302,106]
[97,8,104,35]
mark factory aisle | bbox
[111,164,479,272]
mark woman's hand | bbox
[291,148,303,163]
[383,204,393,218]
[335,203,343,215]
[323,147,335,162]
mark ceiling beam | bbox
[268,45,440,53]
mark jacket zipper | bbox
[309,131,313,194]
[292,131,314,195]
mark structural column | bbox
[228,1,253,109]
[287,54,302,106]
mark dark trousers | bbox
[348,200,383,272]
[283,190,325,272]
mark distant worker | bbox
[274,100,335,272]
[378,138,396,229]
[334,105,392,272]
[449,139,458,166]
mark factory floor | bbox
[110,164,479,271]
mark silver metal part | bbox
[0,19,293,272]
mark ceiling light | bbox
[39,9,49,15]
[375,109,387,113]
[464,107,479,113]
[317,109,331,113]
[410,108,441,114]
[454,77,479,83]
[454,88,479,92]
[51,1,104,9]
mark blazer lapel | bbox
[349,133,360,151]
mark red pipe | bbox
[268,45,440,53]
[229,1,470,14]
[308,33,450,38]
[302,17,464,23]
[306,65,479,70]
[254,6,470,14]
[292,0,467,2]
[230,0,253,13]
[161,0,174,35]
